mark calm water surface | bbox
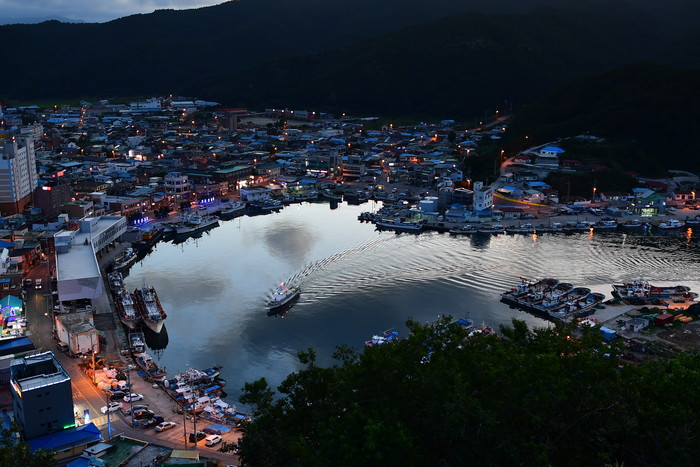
[123,202,700,406]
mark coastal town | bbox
[1,96,700,465]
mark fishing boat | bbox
[620,219,646,230]
[175,214,219,235]
[113,247,138,270]
[594,218,618,231]
[133,350,168,382]
[375,218,424,233]
[612,281,698,304]
[449,224,478,235]
[657,218,686,230]
[134,285,167,333]
[219,201,246,219]
[115,289,141,330]
[476,224,505,235]
[505,223,536,234]
[365,329,399,347]
[107,272,124,293]
[266,283,301,311]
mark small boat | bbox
[594,218,618,231]
[375,218,423,233]
[365,329,399,347]
[175,214,219,235]
[477,224,505,235]
[134,285,167,333]
[505,223,535,234]
[320,189,342,202]
[114,247,138,270]
[686,215,700,226]
[219,201,246,219]
[107,272,124,293]
[452,317,474,330]
[266,283,301,310]
[449,225,478,235]
[657,219,686,230]
[620,219,645,229]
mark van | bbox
[205,434,222,446]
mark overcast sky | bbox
[0,0,226,24]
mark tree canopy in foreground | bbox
[238,318,700,466]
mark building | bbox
[10,351,74,439]
[55,311,100,356]
[0,138,38,215]
[163,172,190,195]
[33,182,72,218]
[472,181,493,212]
[54,216,127,302]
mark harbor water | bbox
[123,202,700,405]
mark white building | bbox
[164,172,190,194]
[55,311,100,356]
[472,181,493,212]
[0,137,38,214]
[54,216,127,302]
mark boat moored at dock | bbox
[134,285,167,333]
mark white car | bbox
[123,393,144,402]
[155,421,177,432]
[101,402,122,414]
[205,434,222,446]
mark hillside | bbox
[203,7,664,118]
[504,62,700,174]
[1,0,699,105]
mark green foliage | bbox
[506,62,700,174]
[545,169,639,200]
[238,318,700,466]
[0,423,55,467]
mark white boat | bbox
[477,224,505,235]
[219,201,246,219]
[134,285,167,333]
[114,247,138,270]
[657,219,685,230]
[266,283,301,310]
[175,214,219,235]
[594,218,618,231]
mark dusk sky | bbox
[0,0,225,24]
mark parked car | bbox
[205,435,223,447]
[101,402,122,414]
[123,393,144,402]
[133,409,155,420]
[188,431,207,443]
[108,391,126,401]
[155,421,177,432]
[141,415,165,427]
[123,404,148,415]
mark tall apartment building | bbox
[10,351,74,439]
[0,137,38,215]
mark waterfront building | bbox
[54,216,127,302]
[10,351,74,439]
[472,181,493,212]
[0,137,39,215]
[164,172,190,195]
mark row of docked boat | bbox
[501,278,606,321]
[612,281,698,305]
[164,212,220,236]
[163,365,251,427]
[107,272,167,333]
[129,332,168,382]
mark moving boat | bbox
[266,283,301,311]
[134,285,167,333]
[365,329,399,347]
[115,289,142,330]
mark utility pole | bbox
[183,409,188,450]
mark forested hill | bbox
[1,0,700,110]
[237,318,700,466]
[203,8,666,118]
[503,62,700,174]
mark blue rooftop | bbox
[27,423,102,453]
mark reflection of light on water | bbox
[588,228,594,241]
[531,233,538,243]
[686,227,693,246]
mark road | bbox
[23,261,240,465]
